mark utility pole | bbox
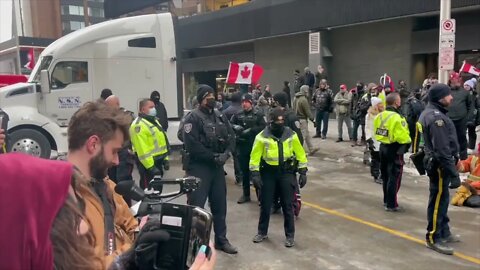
[438,0,452,84]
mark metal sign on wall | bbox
[439,19,456,71]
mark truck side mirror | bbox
[40,70,50,94]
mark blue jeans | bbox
[315,110,330,137]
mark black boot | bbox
[237,195,251,204]
[426,241,454,255]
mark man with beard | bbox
[182,85,238,254]
[130,98,170,189]
[66,101,138,268]
[418,84,461,255]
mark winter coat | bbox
[334,91,352,115]
[350,91,369,123]
[154,101,168,131]
[312,88,333,111]
[294,75,305,93]
[283,85,292,108]
[305,72,315,88]
[447,87,473,121]
[77,173,138,269]
[398,86,411,105]
[293,91,314,121]
[314,72,327,88]
[366,108,381,150]
[223,103,242,121]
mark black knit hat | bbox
[242,94,253,104]
[269,107,285,123]
[197,84,214,103]
[428,83,451,102]
[273,92,288,107]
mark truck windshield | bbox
[30,56,53,83]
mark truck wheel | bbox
[8,129,52,158]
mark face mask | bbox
[148,107,157,116]
[270,122,284,137]
[206,98,216,109]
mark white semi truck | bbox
[0,13,182,158]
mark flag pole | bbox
[459,60,465,73]
[224,61,231,94]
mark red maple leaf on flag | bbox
[240,66,251,79]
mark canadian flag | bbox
[460,61,480,76]
[226,62,264,85]
[24,48,35,70]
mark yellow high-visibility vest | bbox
[249,128,307,171]
[130,117,169,169]
[373,111,411,145]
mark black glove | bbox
[298,168,308,188]
[241,128,251,137]
[163,159,170,171]
[135,220,170,269]
[448,174,461,189]
[232,125,244,134]
[250,171,262,189]
[147,166,162,177]
[214,152,230,166]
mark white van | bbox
[0,13,182,158]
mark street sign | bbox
[441,19,456,34]
[439,47,455,70]
[439,34,455,48]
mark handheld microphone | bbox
[114,180,145,201]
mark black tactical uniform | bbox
[230,94,266,203]
[182,85,238,254]
[418,84,460,255]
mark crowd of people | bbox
[0,62,479,269]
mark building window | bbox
[61,5,84,15]
[88,7,104,17]
[62,21,70,31]
[70,21,86,31]
[51,61,88,89]
[128,37,156,48]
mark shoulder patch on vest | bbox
[435,119,444,127]
[295,121,301,129]
[184,123,192,133]
[135,126,141,133]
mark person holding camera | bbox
[130,98,170,189]
[418,84,461,255]
[67,101,138,268]
[182,85,238,254]
[250,107,308,248]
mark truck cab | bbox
[0,13,181,159]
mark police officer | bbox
[250,107,308,248]
[130,98,170,189]
[230,94,266,204]
[418,83,461,255]
[272,92,304,215]
[373,92,411,212]
[182,85,238,254]
[0,108,8,154]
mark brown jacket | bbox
[78,174,138,269]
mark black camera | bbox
[115,176,212,270]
